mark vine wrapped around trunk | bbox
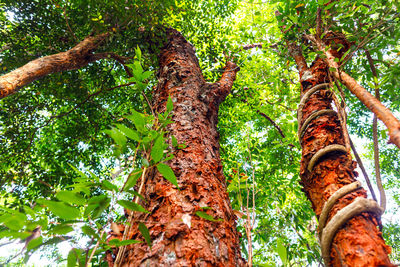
[290,35,394,266]
[108,29,245,266]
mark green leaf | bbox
[138,222,151,247]
[27,236,43,251]
[324,2,335,10]
[101,180,119,192]
[276,238,287,265]
[116,124,140,141]
[171,135,178,147]
[381,130,387,139]
[166,96,173,113]
[67,248,78,267]
[141,71,153,81]
[1,212,27,231]
[38,200,80,220]
[373,76,379,85]
[90,197,110,218]
[68,164,89,180]
[156,163,179,188]
[142,157,149,167]
[195,211,221,222]
[104,128,127,147]
[88,195,108,204]
[117,200,149,213]
[56,191,85,205]
[135,46,142,61]
[126,110,145,132]
[81,225,98,238]
[151,136,164,163]
[127,190,146,201]
[48,224,74,235]
[108,239,142,247]
[124,171,142,191]
[84,204,98,218]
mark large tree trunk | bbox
[290,38,394,266]
[111,29,245,266]
[0,33,109,99]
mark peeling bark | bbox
[290,35,394,266]
[109,29,244,266]
[0,33,109,99]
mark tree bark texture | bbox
[292,36,394,266]
[109,29,244,266]
[0,33,109,99]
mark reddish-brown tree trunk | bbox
[0,33,109,99]
[290,39,394,266]
[111,29,244,266]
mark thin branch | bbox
[257,110,295,148]
[349,138,378,202]
[257,111,286,138]
[92,52,155,117]
[241,43,263,50]
[90,52,134,77]
[114,165,149,267]
[50,0,78,41]
[340,13,399,67]
[86,230,105,267]
[264,97,296,111]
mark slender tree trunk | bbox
[111,29,245,266]
[290,37,394,266]
[0,33,109,99]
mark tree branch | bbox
[0,32,109,99]
[314,37,400,149]
[90,52,134,77]
[50,0,78,41]
[202,61,240,107]
[241,43,263,50]
[257,110,295,148]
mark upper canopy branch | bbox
[307,34,400,149]
[0,32,109,99]
[205,62,240,107]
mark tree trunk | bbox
[0,33,109,99]
[290,38,394,266]
[111,29,245,266]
